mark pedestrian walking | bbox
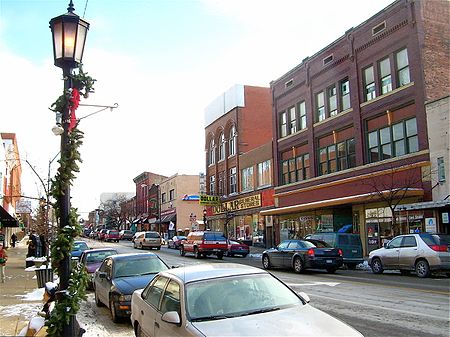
[0,243,8,282]
[10,233,17,248]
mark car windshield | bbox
[86,251,117,264]
[73,242,88,251]
[186,273,302,321]
[114,257,168,278]
[108,231,118,235]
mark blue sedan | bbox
[70,240,90,260]
[93,253,169,322]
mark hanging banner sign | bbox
[213,194,261,214]
[199,195,221,206]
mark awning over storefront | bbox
[0,206,19,227]
[157,213,176,223]
[261,189,424,216]
[394,200,450,211]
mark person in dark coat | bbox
[10,233,17,248]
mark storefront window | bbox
[279,213,315,240]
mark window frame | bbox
[395,48,410,87]
[257,160,272,188]
[209,139,216,165]
[218,132,225,161]
[363,65,376,101]
[228,126,237,157]
[280,111,287,138]
[229,167,237,194]
[241,166,254,192]
[315,91,325,122]
[209,175,216,195]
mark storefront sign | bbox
[442,212,449,224]
[199,195,221,206]
[213,194,261,213]
[425,218,437,233]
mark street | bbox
[78,238,450,337]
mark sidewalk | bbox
[0,238,45,336]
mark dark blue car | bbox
[71,240,90,260]
[93,253,169,322]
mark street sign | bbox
[16,199,32,214]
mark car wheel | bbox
[94,288,103,307]
[135,323,144,337]
[293,257,304,273]
[194,247,201,259]
[139,243,143,250]
[180,246,185,256]
[133,242,137,249]
[371,258,384,274]
[110,297,120,323]
[346,263,357,270]
[415,259,431,278]
[217,252,224,260]
[326,267,337,274]
[262,254,271,269]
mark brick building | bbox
[204,84,275,244]
[261,0,450,255]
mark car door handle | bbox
[155,322,160,329]
[141,310,144,315]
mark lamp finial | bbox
[67,0,75,13]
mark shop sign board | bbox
[425,218,437,233]
[199,195,221,206]
[442,212,449,224]
[213,194,261,214]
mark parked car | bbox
[119,230,134,241]
[180,231,228,259]
[89,229,100,239]
[262,239,343,273]
[83,228,92,238]
[71,240,90,260]
[104,230,120,242]
[226,240,249,257]
[304,233,363,269]
[167,235,186,249]
[133,231,162,250]
[131,231,144,243]
[93,252,169,322]
[97,229,108,241]
[130,263,363,337]
[368,233,450,278]
[79,248,118,289]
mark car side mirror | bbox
[161,311,181,325]
[98,272,107,279]
[298,292,310,303]
[384,243,388,248]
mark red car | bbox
[227,240,250,257]
[104,230,120,242]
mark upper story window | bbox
[280,112,287,138]
[364,66,376,101]
[169,189,175,201]
[289,106,297,134]
[161,192,166,204]
[437,157,446,183]
[367,117,418,163]
[298,101,307,130]
[396,48,410,87]
[340,78,351,111]
[318,138,355,176]
[315,91,325,122]
[229,126,237,156]
[218,132,225,161]
[218,171,225,196]
[241,166,254,192]
[257,160,272,188]
[209,139,216,165]
[328,85,337,116]
[379,57,392,95]
[229,167,237,194]
[281,153,310,185]
[209,175,216,195]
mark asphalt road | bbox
[80,238,450,337]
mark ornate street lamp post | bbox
[49,2,89,335]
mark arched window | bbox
[219,132,225,161]
[209,139,216,165]
[229,126,237,156]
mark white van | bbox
[133,231,161,250]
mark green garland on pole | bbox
[46,68,95,337]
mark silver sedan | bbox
[130,263,363,337]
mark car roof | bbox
[109,252,158,261]
[82,248,118,254]
[160,263,265,283]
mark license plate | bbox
[326,260,332,263]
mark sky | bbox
[0,0,395,216]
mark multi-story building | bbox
[204,84,275,245]
[132,171,167,232]
[0,133,21,247]
[261,0,449,255]
[148,174,205,240]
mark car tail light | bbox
[307,248,315,257]
[429,245,448,252]
[338,249,343,256]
